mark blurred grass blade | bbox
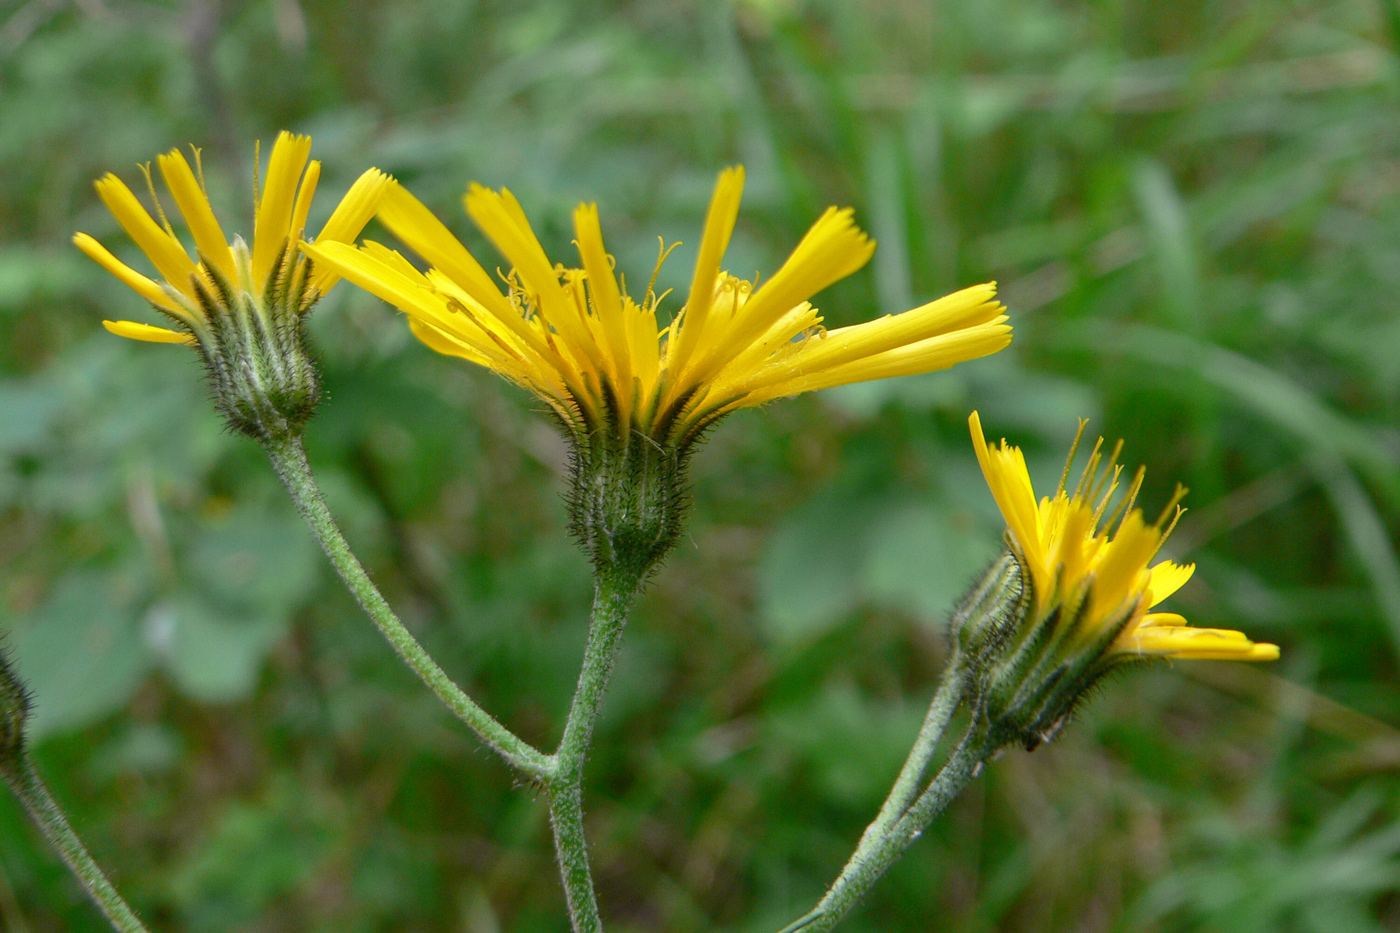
[1133,158,1201,331]
[1076,323,1400,508]
[864,127,913,315]
[1306,449,1400,661]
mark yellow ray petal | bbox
[1121,624,1278,660]
[1146,560,1195,607]
[695,207,874,381]
[252,132,313,284]
[314,167,388,244]
[423,269,553,372]
[465,185,605,374]
[368,241,434,284]
[573,202,631,397]
[667,166,745,377]
[1051,500,1096,598]
[625,295,660,394]
[93,174,196,295]
[156,149,235,280]
[766,283,1002,379]
[407,316,498,367]
[306,167,393,292]
[377,182,566,369]
[969,412,1047,592]
[290,160,321,242]
[102,319,193,344]
[73,232,185,315]
[706,302,823,395]
[1087,512,1162,628]
[1135,612,1190,629]
[739,319,1011,400]
[302,240,444,321]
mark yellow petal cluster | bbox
[74,132,391,345]
[969,411,1278,662]
[304,167,1012,447]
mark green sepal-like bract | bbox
[181,237,322,443]
[950,548,1031,671]
[956,544,1162,752]
[564,419,691,585]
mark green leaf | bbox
[8,570,151,738]
[766,682,926,808]
[861,499,1001,624]
[0,380,61,455]
[757,491,870,643]
[187,507,322,615]
[152,596,289,704]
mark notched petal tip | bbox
[306,166,396,293]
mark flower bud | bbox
[949,550,1030,668]
[191,238,322,441]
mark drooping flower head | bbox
[304,168,1011,578]
[73,132,391,440]
[960,412,1278,749]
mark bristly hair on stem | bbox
[0,643,31,770]
[0,645,153,933]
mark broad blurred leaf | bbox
[8,570,151,738]
[186,507,321,615]
[757,488,872,643]
[861,498,1000,624]
[152,596,289,704]
[766,682,926,808]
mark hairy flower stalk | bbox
[965,411,1279,750]
[305,166,1012,578]
[74,132,390,441]
[0,651,151,933]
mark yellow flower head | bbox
[73,132,391,440]
[969,411,1278,662]
[304,167,1012,450]
[74,131,391,346]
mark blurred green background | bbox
[3,0,1400,930]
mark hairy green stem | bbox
[265,435,551,779]
[547,570,640,933]
[3,757,149,933]
[777,660,964,933]
[858,659,964,851]
[778,732,985,933]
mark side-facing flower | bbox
[305,168,1011,578]
[74,132,391,441]
[960,411,1278,750]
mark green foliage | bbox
[2,0,1399,930]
